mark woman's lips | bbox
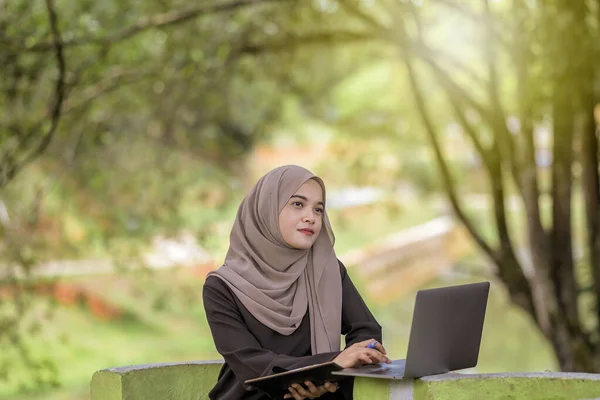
[298,229,314,236]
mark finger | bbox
[304,381,319,395]
[374,342,387,355]
[358,353,373,364]
[367,340,380,350]
[292,383,311,398]
[324,382,338,393]
[361,339,387,357]
[288,386,303,400]
[361,349,387,365]
[365,348,387,362]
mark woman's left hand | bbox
[283,381,338,399]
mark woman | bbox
[203,165,389,400]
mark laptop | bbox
[332,281,490,380]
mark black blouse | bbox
[202,261,382,400]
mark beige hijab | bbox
[207,165,342,354]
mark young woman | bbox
[203,165,390,400]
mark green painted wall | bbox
[353,376,392,399]
[90,362,600,400]
[414,373,600,400]
[90,361,222,400]
[90,370,123,400]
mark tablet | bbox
[244,361,347,398]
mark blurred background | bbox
[2,0,600,398]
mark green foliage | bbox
[0,227,61,393]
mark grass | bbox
[0,267,222,400]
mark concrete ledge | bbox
[353,372,600,400]
[90,360,223,400]
[90,361,600,400]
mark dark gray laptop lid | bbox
[404,281,490,378]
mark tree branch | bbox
[404,55,496,262]
[0,0,66,188]
[478,0,526,299]
[388,0,489,88]
[62,67,154,114]
[239,31,379,54]
[581,109,600,331]
[482,0,520,190]
[243,27,489,91]
[409,6,493,173]
[408,40,488,88]
[410,5,525,286]
[513,0,544,241]
[409,41,495,126]
[511,0,552,335]
[550,76,578,329]
[434,0,511,50]
[398,3,496,261]
[337,0,389,33]
[13,0,288,53]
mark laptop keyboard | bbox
[358,359,406,376]
[332,359,407,379]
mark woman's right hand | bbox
[332,339,391,369]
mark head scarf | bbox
[207,165,342,354]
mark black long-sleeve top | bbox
[202,261,382,400]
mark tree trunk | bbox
[576,2,600,368]
[546,0,598,372]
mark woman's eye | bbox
[315,208,323,214]
[293,202,303,207]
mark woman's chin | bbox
[289,237,315,250]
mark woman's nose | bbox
[303,210,316,223]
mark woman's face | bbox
[278,179,324,250]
